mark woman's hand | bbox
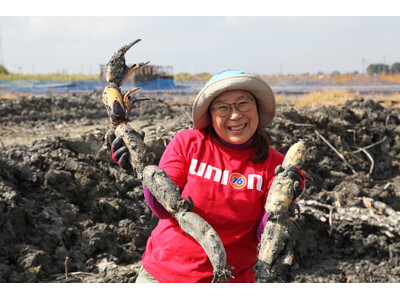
[274,165,305,199]
[107,130,131,170]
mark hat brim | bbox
[192,74,276,130]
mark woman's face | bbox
[210,89,259,145]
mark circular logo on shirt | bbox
[229,173,246,189]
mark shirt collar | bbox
[211,128,255,151]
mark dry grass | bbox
[267,73,400,84]
[296,89,361,107]
[276,89,400,108]
[379,74,400,83]
[310,73,365,83]
[271,73,400,108]
[331,73,400,84]
[0,91,18,100]
[0,73,99,81]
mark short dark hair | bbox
[251,128,271,162]
[251,95,271,162]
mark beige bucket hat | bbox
[192,70,276,130]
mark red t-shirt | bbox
[142,129,284,282]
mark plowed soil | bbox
[0,91,399,283]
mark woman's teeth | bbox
[229,124,246,131]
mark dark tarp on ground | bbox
[0,79,104,93]
[0,78,190,94]
[4,78,400,95]
[135,78,182,90]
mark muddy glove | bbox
[257,166,304,241]
[107,131,131,170]
[275,165,305,199]
[287,165,305,199]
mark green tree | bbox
[390,62,400,73]
[0,64,9,74]
[367,64,390,74]
[196,72,212,79]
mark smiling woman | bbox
[109,69,305,283]
[209,90,258,145]
[193,70,277,162]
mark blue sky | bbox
[1,2,399,76]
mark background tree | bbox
[0,64,9,74]
[390,62,400,73]
[367,64,390,74]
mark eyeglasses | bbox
[210,98,254,117]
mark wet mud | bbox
[0,92,399,282]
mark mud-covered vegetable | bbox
[254,139,314,282]
[101,40,233,283]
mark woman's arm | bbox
[142,182,172,219]
[142,131,191,219]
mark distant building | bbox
[99,64,179,90]
[133,65,173,83]
[99,64,173,83]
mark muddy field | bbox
[0,91,399,283]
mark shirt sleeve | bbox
[158,131,190,188]
[142,182,172,219]
[256,212,269,241]
[141,131,191,219]
[257,148,285,240]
